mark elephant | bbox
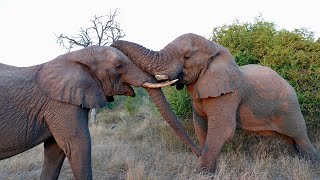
[0,45,200,179]
[111,33,320,172]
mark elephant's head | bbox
[37,46,176,108]
[37,45,201,157]
[111,33,243,99]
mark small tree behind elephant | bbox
[111,33,320,172]
[0,46,200,179]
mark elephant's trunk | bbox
[146,88,201,157]
[111,40,182,80]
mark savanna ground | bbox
[0,96,319,180]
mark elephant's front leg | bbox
[200,97,237,173]
[193,109,208,150]
[200,115,236,172]
[45,105,92,180]
[40,137,66,180]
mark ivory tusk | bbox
[155,74,169,81]
[142,79,178,88]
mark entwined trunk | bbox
[111,40,200,156]
[111,41,182,79]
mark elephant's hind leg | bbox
[293,136,320,161]
[275,113,319,161]
[274,97,320,161]
[40,137,66,180]
[279,129,319,161]
[277,128,319,161]
[276,133,299,156]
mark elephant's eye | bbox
[184,54,191,60]
[184,51,193,60]
[116,64,123,70]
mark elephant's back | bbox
[239,64,295,99]
[0,63,25,76]
[237,64,302,131]
[0,64,43,99]
[0,64,42,78]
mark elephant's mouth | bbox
[121,84,136,97]
[174,72,186,90]
[175,83,185,90]
[106,96,115,102]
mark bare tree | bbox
[56,9,125,125]
[57,9,125,51]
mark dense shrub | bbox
[165,16,319,130]
[124,87,147,115]
[163,86,192,120]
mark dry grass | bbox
[0,106,319,180]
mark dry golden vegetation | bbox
[0,104,319,180]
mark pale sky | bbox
[0,0,319,67]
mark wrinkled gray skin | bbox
[0,45,200,179]
[111,33,320,172]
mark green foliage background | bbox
[164,16,320,130]
[163,87,192,120]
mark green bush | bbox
[210,16,319,120]
[163,86,192,120]
[164,16,319,130]
[148,86,192,120]
[124,87,147,115]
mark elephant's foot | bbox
[305,152,320,165]
[196,160,217,174]
[287,143,300,157]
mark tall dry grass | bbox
[0,105,319,179]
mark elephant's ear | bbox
[195,53,243,99]
[37,59,109,108]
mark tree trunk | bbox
[89,108,97,125]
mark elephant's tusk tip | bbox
[155,74,169,81]
[143,79,178,88]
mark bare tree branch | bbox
[56,8,125,52]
